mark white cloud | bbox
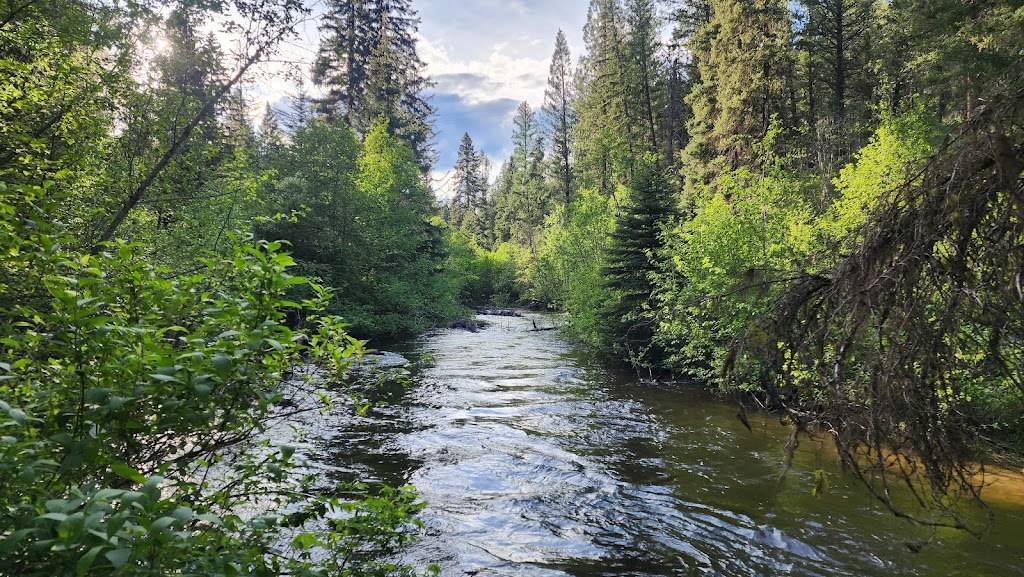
[418,34,548,108]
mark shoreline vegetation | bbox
[1,0,1022,574]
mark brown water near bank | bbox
[312,312,1024,576]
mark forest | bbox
[1,0,1022,574]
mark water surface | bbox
[315,312,1024,576]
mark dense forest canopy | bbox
[0,0,1022,574]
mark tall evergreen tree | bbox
[494,103,549,252]
[313,0,372,126]
[798,0,878,165]
[682,0,793,186]
[573,0,632,196]
[603,156,678,366]
[450,132,487,239]
[623,0,662,154]
[314,0,435,169]
[282,79,313,133]
[260,103,284,149]
[542,30,577,205]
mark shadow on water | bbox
[311,312,1024,576]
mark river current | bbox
[307,312,1024,576]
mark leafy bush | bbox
[528,189,616,347]
[0,180,430,576]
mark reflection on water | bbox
[314,312,1024,576]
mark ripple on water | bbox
[313,313,1024,577]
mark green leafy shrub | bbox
[0,179,429,576]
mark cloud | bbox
[414,0,590,185]
[419,35,550,107]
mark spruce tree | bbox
[508,102,548,252]
[542,30,576,205]
[313,0,371,125]
[603,155,677,366]
[668,0,713,165]
[260,103,284,148]
[451,132,487,238]
[313,0,435,169]
[573,0,631,195]
[282,79,313,133]
[624,0,662,154]
[798,0,878,163]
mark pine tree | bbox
[451,132,487,237]
[282,79,313,133]
[682,0,793,185]
[573,0,631,196]
[623,0,662,154]
[314,0,371,125]
[509,102,548,252]
[798,0,878,164]
[602,155,677,366]
[542,30,576,205]
[313,0,435,169]
[260,103,284,148]
[667,0,713,165]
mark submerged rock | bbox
[352,351,410,372]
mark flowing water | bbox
[311,312,1024,576]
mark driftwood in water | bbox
[449,318,484,332]
[474,308,522,317]
[527,319,560,332]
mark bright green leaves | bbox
[110,463,146,485]
[0,192,394,576]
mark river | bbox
[312,312,1024,576]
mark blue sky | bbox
[414,1,590,189]
[250,1,591,196]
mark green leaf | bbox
[8,408,26,426]
[110,462,146,485]
[171,506,193,522]
[104,547,131,570]
[148,374,184,384]
[211,353,232,377]
[77,545,104,577]
[0,528,35,554]
[38,512,68,522]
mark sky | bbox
[247,0,592,198]
[414,1,591,192]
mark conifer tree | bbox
[542,30,577,205]
[798,0,878,163]
[313,0,371,125]
[283,79,313,133]
[682,0,793,185]
[260,103,284,148]
[603,155,677,366]
[668,0,713,165]
[623,0,662,154]
[573,0,631,195]
[314,0,435,169]
[451,132,487,238]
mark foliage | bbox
[257,119,459,339]
[655,156,817,382]
[732,76,1024,532]
[315,0,436,168]
[542,30,577,204]
[446,233,520,307]
[821,110,939,246]
[0,173,430,575]
[530,188,616,347]
[602,156,678,367]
